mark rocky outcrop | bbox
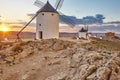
[0,39,75,65]
[40,48,120,80]
[0,39,119,80]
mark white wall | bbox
[78,32,87,39]
[36,12,59,39]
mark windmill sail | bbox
[59,12,76,27]
[55,0,64,10]
[16,13,39,42]
[34,0,44,8]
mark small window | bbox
[42,13,44,16]
[39,24,41,26]
[51,14,54,16]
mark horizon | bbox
[0,0,120,33]
[0,31,120,35]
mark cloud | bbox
[0,19,36,32]
[15,20,120,33]
[1,13,120,33]
[105,21,120,24]
[0,16,2,24]
[10,25,24,28]
[59,23,120,33]
[18,21,36,27]
[65,14,105,25]
[88,24,120,34]
[4,20,36,28]
[27,13,106,25]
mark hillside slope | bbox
[0,39,120,80]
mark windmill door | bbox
[39,31,43,39]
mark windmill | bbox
[16,0,76,41]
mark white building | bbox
[36,1,59,40]
[78,27,88,39]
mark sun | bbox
[0,24,10,32]
[1,27,9,32]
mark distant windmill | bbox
[16,0,76,41]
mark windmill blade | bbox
[59,15,76,28]
[55,0,64,10]
[59,12,76,28]
[16,13,39,42]
[34,0,45,8]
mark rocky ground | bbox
[0,39,120,80]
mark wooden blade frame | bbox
[16,13,39,42]
[55,0,64,10]
[16,0,45,42]
[59,12,76,28]
[34,0,44,8]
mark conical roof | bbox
[79,27,87,32]
[37,1,58,14]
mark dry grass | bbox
[0,42,13,50]
[11,43,23,52]
[85,37,120,51]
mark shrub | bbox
[12,43,23,53]
[114,36,120,40]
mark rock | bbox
[45,72,67,80]
[0,68,3,74]
[84,46,93,51]
[11,43,23,53]
[103,68,112,80]
[0,60,6,64]
[87,72,96,80]
[5,56,14,63]
[70,61,78,68]
[18,49,34,58]
[53,42,65,51]
[48,61,61,65]
[22,74,29,80]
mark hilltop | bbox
[0,38,120,80]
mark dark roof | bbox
[37,1,58,14]
[79,27,88,32]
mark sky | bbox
[0,0,120,33]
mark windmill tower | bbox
[78,25,88,39]
[36,1,59,39]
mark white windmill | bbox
[16,0,76,41]
[36,1,59,39]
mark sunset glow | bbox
[0,24,10,32]
[0,0,120,33]
[1,27,9,32]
